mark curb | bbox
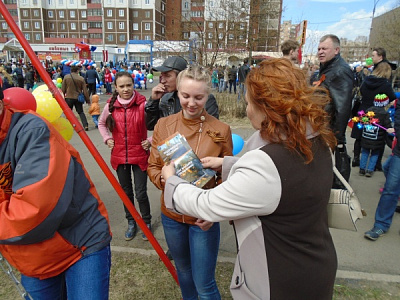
[111,246,400,283]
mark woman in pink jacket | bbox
[98,71,152,241]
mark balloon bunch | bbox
[147,73,154,84]
[352,110,387,131]
[55,78,62,88]
[3,86,74,141]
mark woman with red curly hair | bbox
[161,58,338,299]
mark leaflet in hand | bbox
[157,132,216,188]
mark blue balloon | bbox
[99,81,103,85]
[96,84,100,88]
[232,134,244,155]
[395,92,400,99]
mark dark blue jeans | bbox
[374,155,400,231]
[65,98,88,128]
[360,147,379,172]
[22,245,111,300]
[161,213,221,300]
[116,164,151,224]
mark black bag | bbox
[332,145,351,189]
[351,87,362,117]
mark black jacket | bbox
[361,106,392,150]
[393,103,400,157]
[145,91,219,130]
[318,54,354,144]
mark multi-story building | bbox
[0,0,282,64]
[339,36,369,64]
[279,20,297,47]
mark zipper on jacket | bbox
[194,120,203,154]
[124,107,128,164]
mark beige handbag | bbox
[328,166,365,231]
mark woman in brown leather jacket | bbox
[148,65,233,300]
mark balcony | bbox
[87,3,102,8]
[87,15,102,21]
[88,28,102,33]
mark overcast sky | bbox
[281,0,399,54]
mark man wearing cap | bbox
[0,85,112,299]
[145,56,219,130]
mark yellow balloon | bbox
[32,85,63,123]
[51,117,74,141]
[56,78,62,83]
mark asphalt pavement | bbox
[68,82,400,283]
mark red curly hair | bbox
[245,58,336,163]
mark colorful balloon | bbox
[149,79,154,83]
[147,73,153,79]
[51,117,74,141]
[3,87,37,111]
[232,133,244,155]
[32,85,63,123]
[56,78,62,83]
[56,82,62,88]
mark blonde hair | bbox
[177,64,211,94]
[372,62,392,79]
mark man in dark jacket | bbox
[85,65,100,96]
[238,58,250,101]
[317,34,354,187]
[228,65,237,94]
[145,56,219,130]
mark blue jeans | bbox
[116,164,151,224]
[22,245,111,300]
[360,147,379,172]
[237,82,246,101]
[92,115,99,127]
[229,80,236,94]
[218,79,224,93]
[374,155,400,231]
[26,83,33,91]
[161,214,221,300]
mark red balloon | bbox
[3,87,37,111]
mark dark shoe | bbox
[166,249,173,260]
[85,126,89,131]
[364,227,387,241]
[365,171,374,177]
[375,164,383,172]
[141,223,152,241]
[352,158,360,167]
[396,206,400,213]
[359,169,366,176]
[125,221,137,241]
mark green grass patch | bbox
[1,251,400,299]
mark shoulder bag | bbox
[71,74,86,103]
[328,164,366,231]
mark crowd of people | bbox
[1,32,400,299]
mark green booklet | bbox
[157,132,216,188]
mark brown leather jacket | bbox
[148,110,233,224]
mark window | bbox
[48,11,53,17]
[33,10,39,16]
[107,22,113,29]
[24,33,30,40]
[119,22,124,29]
[239,35,244,40]
[207,43,212,49]
[106,0,111,3]
[145,35,151,40]
[70,11,76,18]
[1,23,7,30]
[119,34,125,41]
[119,9,124,17]
[22,10,28,17]
[228,34,234,40]
[71,34,77,38]
[81,11,86,18]
[240,23,244,29]
[183,32,189,39]
[61,23,65,30]
[70,0,74,4]
[218,33,223,39]
[82,22,87,30]
[161,3,164,10]
[23,22,29,28]
[34,21,40,29]
[218,22,223,29]
[145,0,149,4]
[35,33,41,40]
[33,0,37,4]
[71,22,76,30]
[208,22,213,28]
[133,23,138,30]
[107,10,112,17]
[145,11,150,18]
[60,34,66,38]
[208,32,213,38]
[132,0,137,4]
[49,34,56,38]
[58,0,63,4]
[144,23,150,30]
[133,35,139,40]
[47,0,53,4]
[184,1,188,8]
[21,0,27,4]
[59,11,64,18]
[133,11,138,17]
[107,34,113,41]
[50,23,55,29]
